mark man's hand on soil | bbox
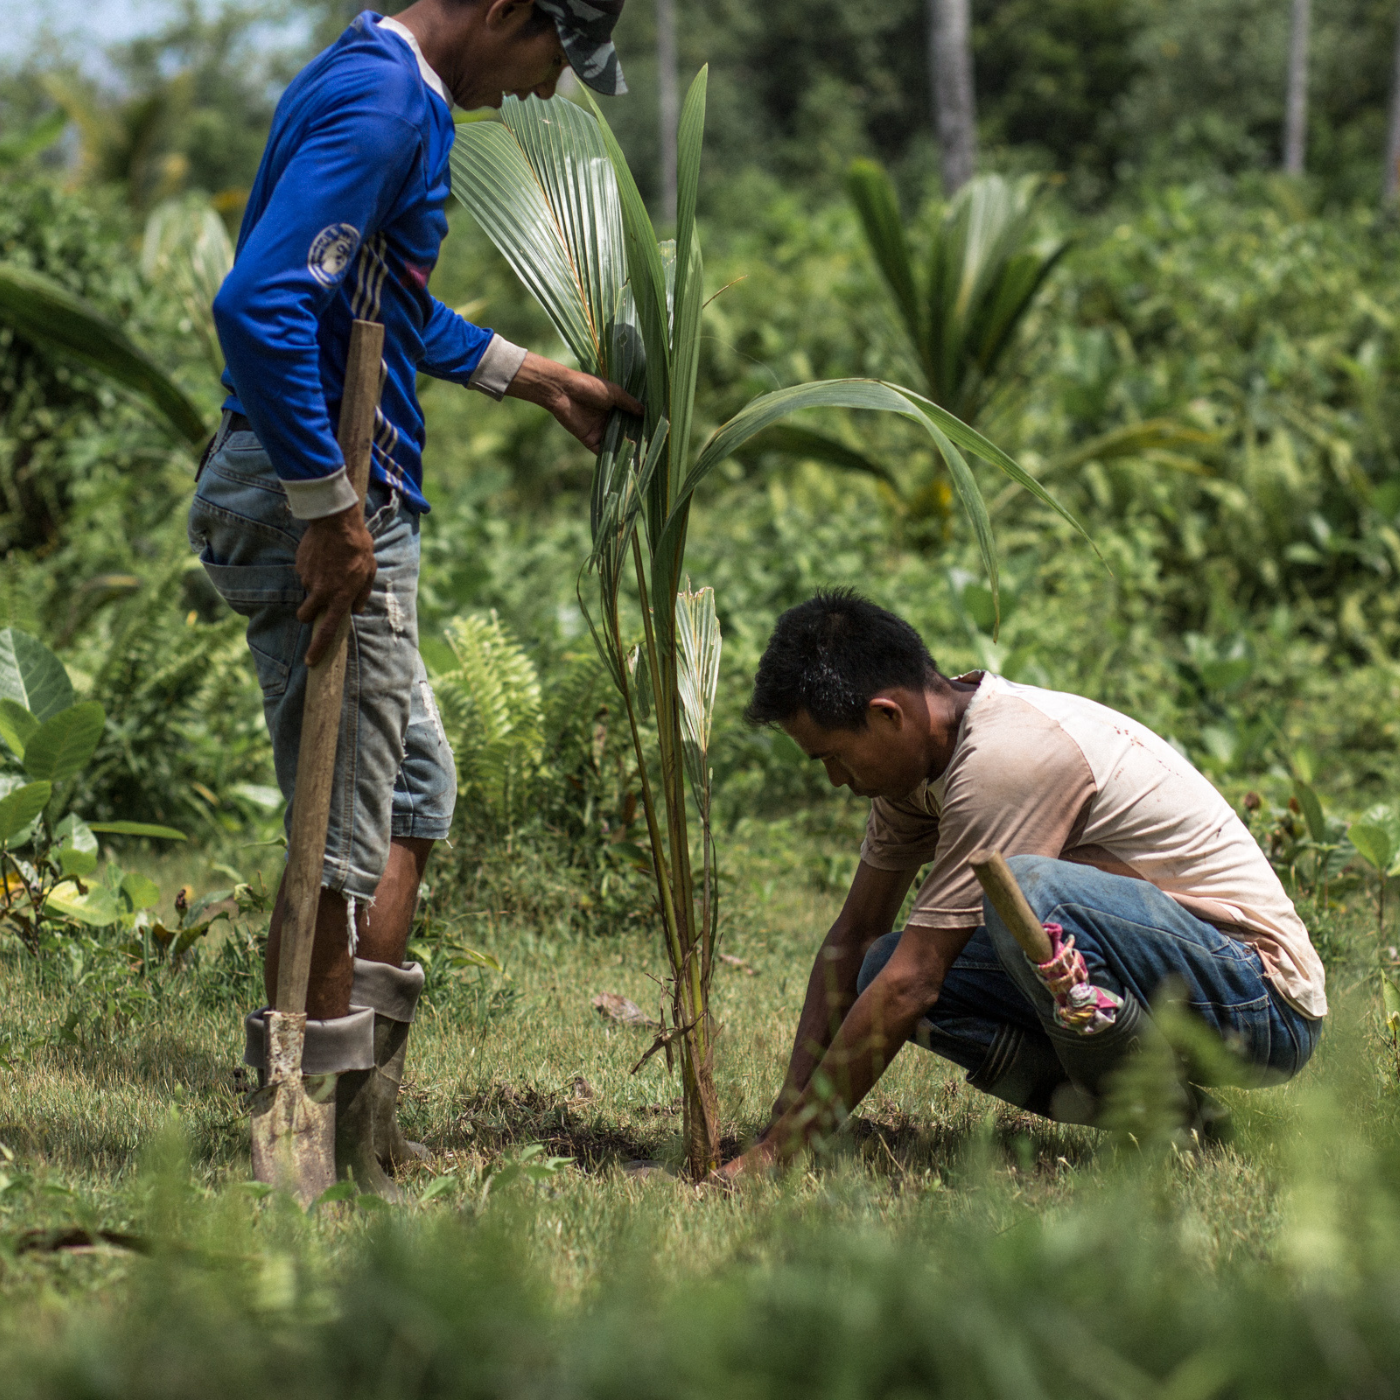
[507,351,644,452]
[711,1135,782,1184]
[295,503,376,667]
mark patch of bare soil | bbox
[448,1080,667,1170]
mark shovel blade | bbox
[250,1011,336,1208]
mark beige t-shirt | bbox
[859,673,1327,1018]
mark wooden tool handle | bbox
[274,319,385,1014]
[968,849,1054,963]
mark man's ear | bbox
[484,0,536,33]
[867,696,904,729]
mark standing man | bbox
[191,0,637,1195]
[722,591,1325,1177]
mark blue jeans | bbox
[858,856,1321,1086]
[187,416,456,900]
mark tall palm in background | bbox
[752,161,1208,542]
[450,71,1088,1178]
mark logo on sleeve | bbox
[307,224,360,287]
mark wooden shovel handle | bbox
[968,849,1054,963]
[274,319,385,1014]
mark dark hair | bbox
[744,589,940,731]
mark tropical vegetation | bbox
[3,0,1400,1391]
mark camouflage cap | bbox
[534,0,627,96]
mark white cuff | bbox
[282,466,360,520]
[468,334,527,400]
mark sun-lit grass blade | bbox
[449,118,601,373]
[0,781,51,844]
[22,701,106,784]
[0,628,75,722]
[0,699,39,763]
[848,160,923,365]
[0,262,207,445]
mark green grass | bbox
[0,825,1398,1394]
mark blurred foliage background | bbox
[6,0,1400,902]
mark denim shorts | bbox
[188,417,456,900]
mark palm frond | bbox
[848,160,924,369]
[675,585,721,800]
[0,261,207,445]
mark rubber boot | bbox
[243,1005,400,1200]
[243,1005,375,1083]
[966,1022,1096,1125]
[334,1068,402,1201]
[1045,993,1224,1140]
[350,958,429,1173]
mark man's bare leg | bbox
[264,836,435,1019]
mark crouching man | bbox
[720,591,1325,1178]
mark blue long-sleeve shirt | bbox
[213,12,524,517]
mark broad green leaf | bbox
[45,883,122,927]
[85,821,187,841]
[848,160,924,366]
[22,701,105,783]
[420,1174,459,1203]
[1382,976,1400,1021]
[120,872,161,912]
[0,781,51,843]
[0,628,74,720]
[1293,780,1327,846]
[0,699,38,761]
[0,110,67,169]
[58,846,98,879]
[53,813,98,854]
[1347,820,1397,875]
[0,262,207,445]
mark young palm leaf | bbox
[0,262,207,446]
[450,73,1084,1177]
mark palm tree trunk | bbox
[927,0,977,195]
[1385,9,1400,200]
[1283,0,1311,175]
[656,0,679,223]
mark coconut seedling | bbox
[450,70,1087,1178]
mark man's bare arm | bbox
[767,861,918,1125]
[723,922,977,1178]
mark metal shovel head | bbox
[250,1010,336,1208]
